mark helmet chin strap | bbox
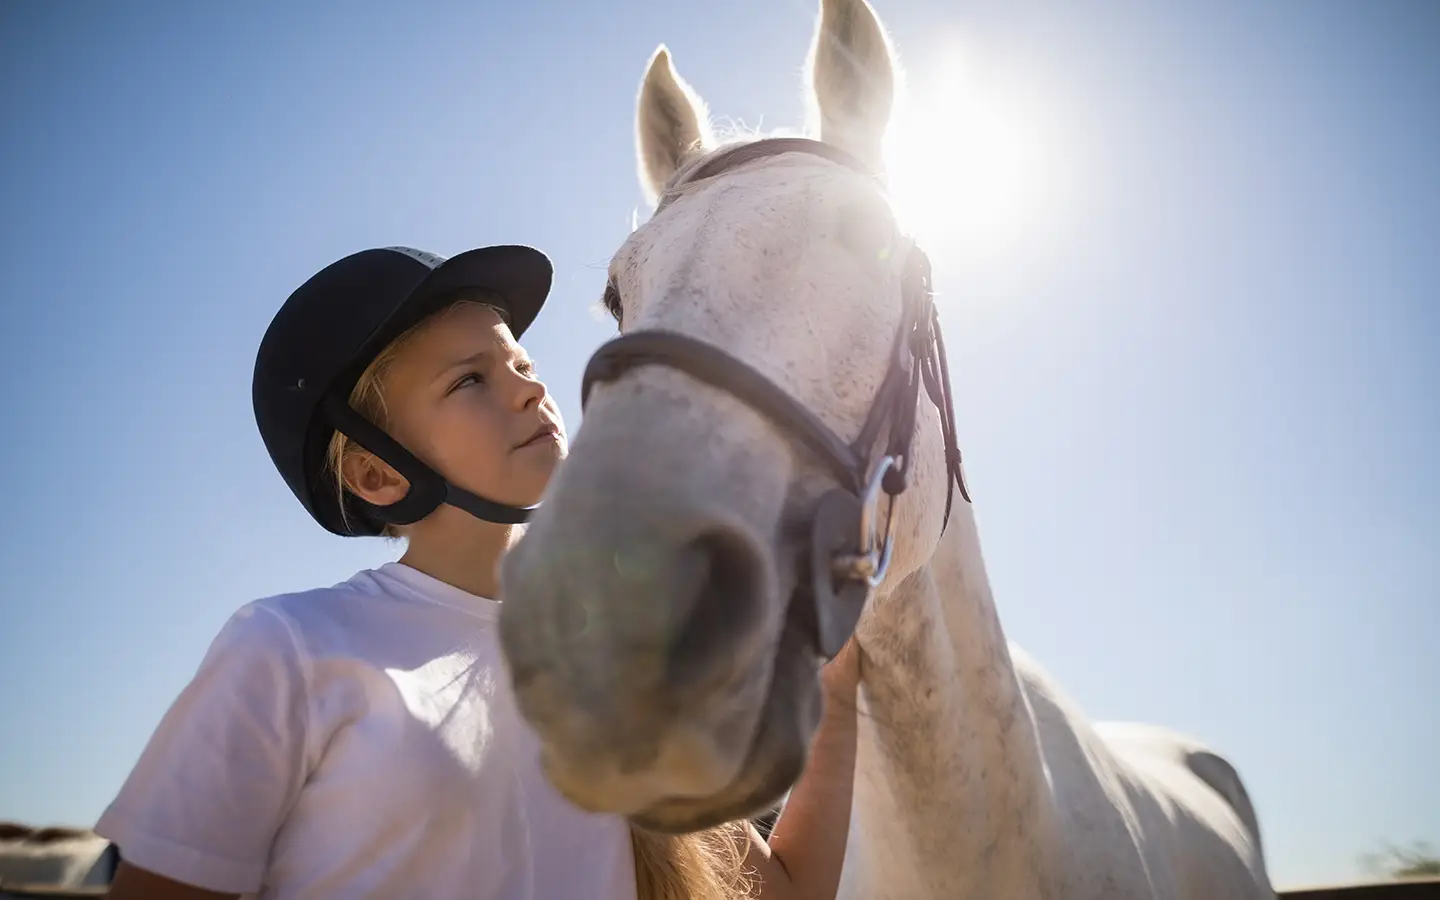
[321,394,539,529]
[432,482,538,525]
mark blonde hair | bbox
[325,295,507,537]
[631,822,755,900]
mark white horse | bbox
[498,0,1276,897]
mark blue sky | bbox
[1,0,1435,889]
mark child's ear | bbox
[341,450,411,508]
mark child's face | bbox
[378,302,567,510]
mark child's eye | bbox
[516,360,537,377]
[451,372,484,392]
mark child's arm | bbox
[98,604,310,899]
[107,862,238,900]
[742,638,861,900]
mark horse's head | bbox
[499,0,953,831]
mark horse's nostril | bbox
[665,527,765,688]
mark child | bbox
[98,245,860,900]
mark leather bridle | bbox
[581,137,970,660]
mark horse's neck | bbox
[849,508,1059,896]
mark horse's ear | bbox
[636,46,713,206]
[805,0,897,173]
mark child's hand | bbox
[820,636,861,698]
[747,636,861,898]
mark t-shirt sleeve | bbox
[94,602,312,894]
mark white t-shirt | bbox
[95,562,636,900]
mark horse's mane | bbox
[657,123,787,202]
[652,122,894,217]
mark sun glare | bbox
[883,48,1056,263]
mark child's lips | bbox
[516,423,561,449]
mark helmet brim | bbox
[347,244,553,374]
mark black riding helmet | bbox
[253,245,553,537]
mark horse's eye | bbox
[602,280,623,328]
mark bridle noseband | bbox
[581,137,970,661]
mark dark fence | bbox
[1279,879,1440,899]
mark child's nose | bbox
[511,369,547,411]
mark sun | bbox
[883,48,1056,263]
